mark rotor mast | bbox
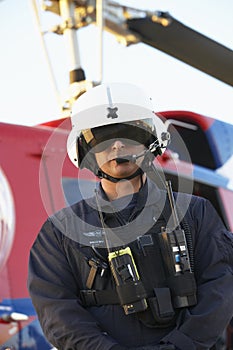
[59,0,85,85]
[42,0,95,114]
[58,0,95,113]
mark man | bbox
[28,82,233,350]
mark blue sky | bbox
[0,0,233,126]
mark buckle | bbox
[80,290,97,306]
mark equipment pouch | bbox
[149,287,175,323]
[167,271,197,308]
[137,287,176,328]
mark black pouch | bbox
[137,287,176,328]
[149,287,175,323]
[167,272,197,308]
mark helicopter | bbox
[0,1,233,349]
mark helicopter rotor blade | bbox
[126,15,233,87]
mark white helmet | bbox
[67,82,170,175]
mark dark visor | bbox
[81,120,156,153]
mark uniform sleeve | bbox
[160,198,233,350]
[28,219,117,350]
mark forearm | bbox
[160,262,233,349]
[29,274,117,349]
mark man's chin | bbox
[109,166,138,179]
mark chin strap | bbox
[94,151,155,183]
[96,167,144,183]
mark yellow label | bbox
[82,129,94,144]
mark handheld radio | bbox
[94,190,147,315]
[159,180,197,308]
[108,247,148,314]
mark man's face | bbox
[94,138,146,179]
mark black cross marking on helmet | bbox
[107,107,118,119]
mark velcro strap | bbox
[80,289,119,307]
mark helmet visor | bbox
[80,119,156,153]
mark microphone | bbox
[115,150,148,164]
[115,156,136,164]
[115,140,163,164]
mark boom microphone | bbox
[115,150,150,164]
[115,155,136,164]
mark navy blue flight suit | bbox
[28,179,233,350]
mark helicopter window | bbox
[167,121,216,170]
[62,177,97,206]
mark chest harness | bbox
[79,181,197,328]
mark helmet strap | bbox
[96,167,144,183]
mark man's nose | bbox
[111,139,125,150]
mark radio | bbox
[158,181,197,308]
[108,247,148,315]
